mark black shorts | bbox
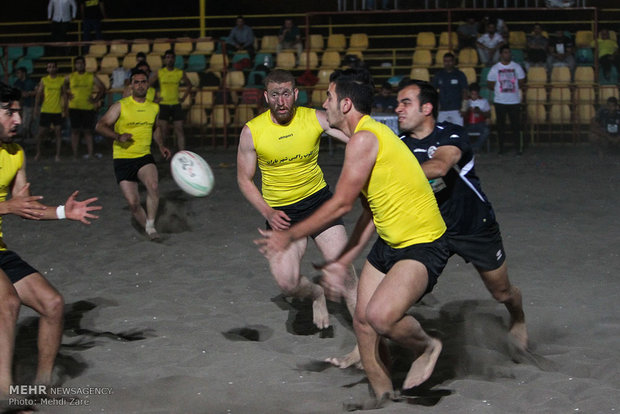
[69,109,96,130]
[0,250,38,284]
[113,154,155,184]
[39,112,62,128]
[266,186,344,239]
[367,234,449,295]
[447,221,506,271]
[159,104,185,122]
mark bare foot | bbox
[509,320,528,350]
[402,337,442,390]
[312,293,330,329]
[326,344,362,369]
[146,227,160,241]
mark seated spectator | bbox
[526,23,548,68]
[458,17,479,50]
[477,22,505,66]
[432,52,468,126]
[593,29,619,81]
[480,15,509,39]
[461,82,491,153]
[589,96,620,157]
[225,16,255,60]
[546,29,575,79]
[276,18,303,57]
[372,82,398,113]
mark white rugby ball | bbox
[170,150,214,197]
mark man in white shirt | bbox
[477,22,505,66]
[487,46,526,155]
[48,0,77,54]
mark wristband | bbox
[56,205,66,220]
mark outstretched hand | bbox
[254,228,291,259]
[6,183,46,220]
[64,191,102,224]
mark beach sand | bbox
[3,141,619,414]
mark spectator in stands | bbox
[593,29,619,83]
[226,16,255,60]
[432,52,468,126]
[276,18,303,58]
[480,16,509,39]
[546,29,575,80]
[80,0,106,41]
[477,22,505,66]
[589,96,620,157]
[371,81,398,113]
[34,62,66,161]
[525,23,548,68]
[64,56,106,160]
[461,82,491,153]
[48,0,77,54]
[12,67,37,140]
[457,17,479,50]
[487,45,526,155]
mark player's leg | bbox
[35,125,49,161]
[172,120,185,151]
[137,162,160,239]
[70,128,80,159]
[0,271,21,396]
[53,124,62,161]
[14,273,64,386]
[158,119,170,147]
[83,129,94,159]
[119,180,147,228]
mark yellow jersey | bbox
[40,75,64,114]
[246,107,326,207]
[356,115,446,248]
[68,71,95,110]
[158,67,183,105]
[0,143,25,250]
[113,96,159,159]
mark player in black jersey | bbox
[396,79,528,350]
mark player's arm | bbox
[236,125,291,230]
[421,145,462,179]
[92,75,107,103]
[95,102,130,142]
[256,130,378,256]
[315,110,349,144]
[152,113,171,159]
[34,81,44,115]
[180,71,192,103]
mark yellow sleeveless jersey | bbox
[146,87,156,102]
[0,143,25,250]
[68,71,95,110]
[356,115,446,248]
[40,75,64,114]
[246,107,326,207]
[158,67,183,105]
[113,96,159,159]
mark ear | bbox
[341,97,353,114]
[294,88,299,102]
[421,102,434,116]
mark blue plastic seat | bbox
[14,57,34,74]
[26,46,45,60]
[186,54,206,72]
[575,48,594,66]
[174,55,185,70]
[7,46,23,61]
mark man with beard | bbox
[237,69,358,333]
[0,82,100,401]
[96,69,171,241]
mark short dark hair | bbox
[135,61,150,71]
[74,55,85,64]
[164,49,175,57]
[264,69,296,89]
[16,67,27,74]
[398,79,438,119]
[0,82,21,106]
[499,44,511,54]
[329,68,374,115]
[136,52,147,60]
[443,52,455,60]
[129,68,148,81]
[469,82,480,92]
[607,97,618,105]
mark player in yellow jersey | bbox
[256,69,449,406]
[96,69,171,241]
[149,49,191,151]
[123,61,156,102]
[237,69,358,333]
[34,62,66,162]
[64,56,107,160]
[0,82,101,400]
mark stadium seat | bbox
[108,42,128,57]
[409,67,430,82]
[321,51,341,69]
[275,52,296,70]
[549,104,571,124]
[14,57,33,74]
[311,89,328,106]
[99,56,119,74]
[434,48,453,67]
[224,71,245,89]
[527,103,546,124]
[152,39,172,55]
[479,67,491,87]
[326,34,347,51]
[549,86,571,104]
[122,53,137,69]
[457,48,478,67]
[87,42,107,58]
[575,48,594,66]
[186,54,207,72]
[508,31,527,49]
[195,90,214,107]
[187,106,208,126]
[146,54,163,71]
[461,67,477,85]
[510,49,525,66]
[575,104,595,124]
[599,85,619,104]
[185,72,200,87]
[246,70,266,88]
[416,32,436,49]
[209,105,231,128]
[316,69,334,87]
[298,51,318,69]
[574,66,594,84]
[193,38,215,55]
[550,66,571,84]
[254,53,273,69]
[348,33,369,51]
[96,73,110,89]
[439,31,457,49]
[175,40,194,55]
[233,104,256,127]
[208,54,227,72]
[574,86,595,104]
[84,56,98,72]
[525,87,547,103]
[174,55,185,69]
[412,49,432,67]
[130,39,150,54]
[575,30,593,48]
[308,34,324,51]
[259,36,279,53]
[527,66,547,85]
[25,46,44,60]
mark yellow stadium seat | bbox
[508,31,527,49]
[434,48,453,67]
[233,104,256,127]
[187,106,208,126]
[549,86,571,104]
[461,67,477,84]
[152,39,172,55]
[308,34,324,51]
[96,73,110,89]
[224,71,245,89]
[576,104,595,124]
[193,38,215,55]
[574,86,595,103]
[122,53,137,70]
[195,89,214,107]
[175,40,194,55]
[321,51,341,69]
[327,34,347,51]
[87,42,107,58]
[549,104,571,124]
[260,36,279,53]
[209,105,231,128]
[130,39,150,54]
[527,103,546,123]
[311,89,328,106]
[439,31,458,49]
[208,54,227,72]
[525,86,547,103]
[99,56,118,74]
[412,49,432,67]
[550,66,571,84]
[574,66,594,85]
[416,32,436,49]
[457,47,478,67]
[84,56,98,73]
[527,66,548,85]
[298,51,318,69]
[276,52,296,69]
[146,54,162,71]
[348,33,369,51]
[108,42,128,57]
[316,69,334,87]
[599,85,619,104]
[185,71,200,87]
[410,67,430,82]
[575,30,593,48]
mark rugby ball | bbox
[170,151,214,197]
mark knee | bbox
[364,303,394,337]
[127,199,141,214]
[0,292,22,321]
[41,292,64,320]
[274,276,299,295]
[491,284,518,304]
